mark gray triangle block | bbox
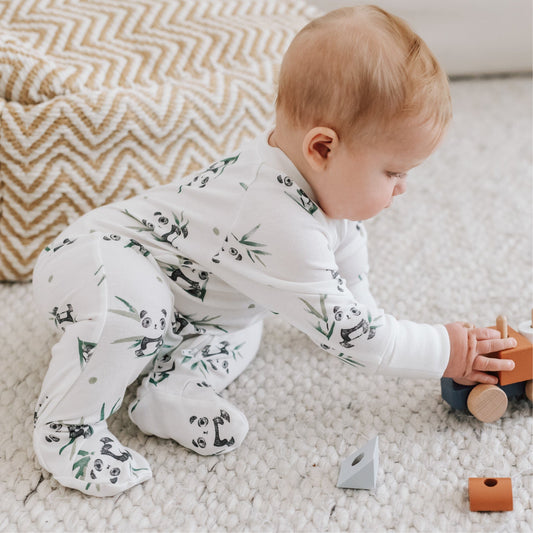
[337,435,379,489]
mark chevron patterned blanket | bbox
[0,0,316,280]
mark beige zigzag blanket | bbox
[0,0,317,280]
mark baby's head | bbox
[271,6,452,220]
[276,5,451,146]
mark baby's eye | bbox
[386,171,406,179]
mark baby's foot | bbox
[33,421,151,497]
[129,379,248,455]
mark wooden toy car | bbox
[441,315,532,423]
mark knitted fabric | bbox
[1,76,531,532]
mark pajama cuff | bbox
[378,320,450,379]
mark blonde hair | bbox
[276,5,452,144]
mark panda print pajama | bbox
[32,132,450,496]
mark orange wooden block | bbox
[489,326,533,386]
[469,477,513,511]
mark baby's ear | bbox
[303,127,339,171]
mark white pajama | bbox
[33,234,260,496]
[32,131,450,496]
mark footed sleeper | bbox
[33,131,449,496]
[32,234,259,496]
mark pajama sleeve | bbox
[333,221,379,313]
[210,165,450,378]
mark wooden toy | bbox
[466,384,508,423]
[490,315,532,386]
[496,315,508,339]
[441,314,533,422]
[337,436,379,490]
[469,477,513,511]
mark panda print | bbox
[189,407,236,452]
[212,225,270,266]
[333,304,375,348]
[102,234,122,242]
[179,154,240,191]
[212,234,244,264]
[43,421,93,450]
[171,311,207,338]
[50,304,75,331]
[181,339,240,377]
[160,258,210,301]
[327,269,346,292]
[129,210,189,247]
[101,232,151,257]
[72,436,134,489]
[78,339,98,368]
[276,174,318,215]
[45,237,76,253]
[198,341,231,374]
[109,297,169,358]
[148,351,175,386]
[135,308,167,357]
[124,238,151,257]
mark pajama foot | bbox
[129,379,249,456]
[33,422,152,497]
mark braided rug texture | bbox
[0,76,531,532]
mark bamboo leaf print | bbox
[112,296,137,314]
[111,336,142,348]
[336,353,366,368]
[181,313,228,333]
[300,295,335,341]
[109,398,121,416]
[239,224,261,245]
[299,296,328,322]
[319,294,328,321]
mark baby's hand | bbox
[443,322,516,385]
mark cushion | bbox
[0,0,317,280]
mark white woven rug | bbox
[1,76,532,532]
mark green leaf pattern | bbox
[299,295,384,368]
[177,154,240,192]
[212,224,270,266]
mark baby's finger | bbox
[476,336,517,354]
[472,355,515,373]
[474,327,502,340]
[464,371,499,385]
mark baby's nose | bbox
[393,180,407,196]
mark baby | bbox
[32,5,516,496]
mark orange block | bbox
[469,478,513,512]
[490,326,533,386]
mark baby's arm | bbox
[443,322,516,385]
[336,224,517,385]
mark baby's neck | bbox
[268,124,310,181]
